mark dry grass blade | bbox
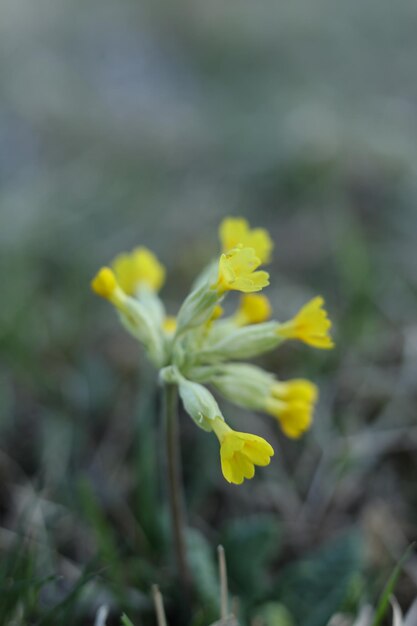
[404,598,417,626]
[152,585,168,626]
[94,605,109,626]
[352,605,374,626]
[390,596,403,626]
[209,546,239,626]
[218,545,228,620]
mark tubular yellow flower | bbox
[91,267,165,366]
[112,246,165,294]
[212,417,274,485]
[266,379,318,439]
[91,267,120,303]
[91,266,138,312]
[234,294,272,325]
[277,296,334,349]
[219,217,273,264]
[217,246,270,294]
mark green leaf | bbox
[186,528,219,613]
[255,602,295,626]
[0,539,36,623]
[275,530,362,626]
[37,561,101,626]
[371,543,416,626]
[121,613,135,626]
[77,478,127,605]
[220,515,281,600]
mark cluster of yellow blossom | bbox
[91,217,334,485]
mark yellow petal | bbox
[267,397,314,439]
[217,247,270,294]
[243,441,273,466]
[272,379,318,404]
[221,433,245,457]
[235,453,255,480]
[235,294,272,325]
[279,407,312,438]
[112,246,165,294]
[220,456,238,484]
[219,217,273,264]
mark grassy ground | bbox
[1,0,417,624]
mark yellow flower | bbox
[219,217,273,264]
[234,294,272,325]
[212,417,274,484]
[92,266,165,365]
[277,296,334,349]
[91,266,142,316]
[217,246,270,294]
[112,247,165,294]
[91,267,119,303]
[266,379,318,439]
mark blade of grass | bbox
[0,536,35,623]
[371,543,416,626]
[78,478,127,606]
[36,561,102,626]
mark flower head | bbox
[235,294,272,325]
[112,247,165,294]
[212,417,274,484]
[277,296,334,349]
[92,218,333,486]
[266,379,318,438]
[217,246,270,294]
[219,217,273,264]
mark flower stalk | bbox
[162,381,192,597]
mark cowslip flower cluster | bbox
[91,218,334,485]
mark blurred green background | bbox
[1,0,417,624]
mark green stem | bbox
[163,382,192,596]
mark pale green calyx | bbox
[116,295,166,367]
[198,322,282,362]
[178,377,224,432]
[160,366,224,432]
[194,363,274,411]
[175,281,220,335]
